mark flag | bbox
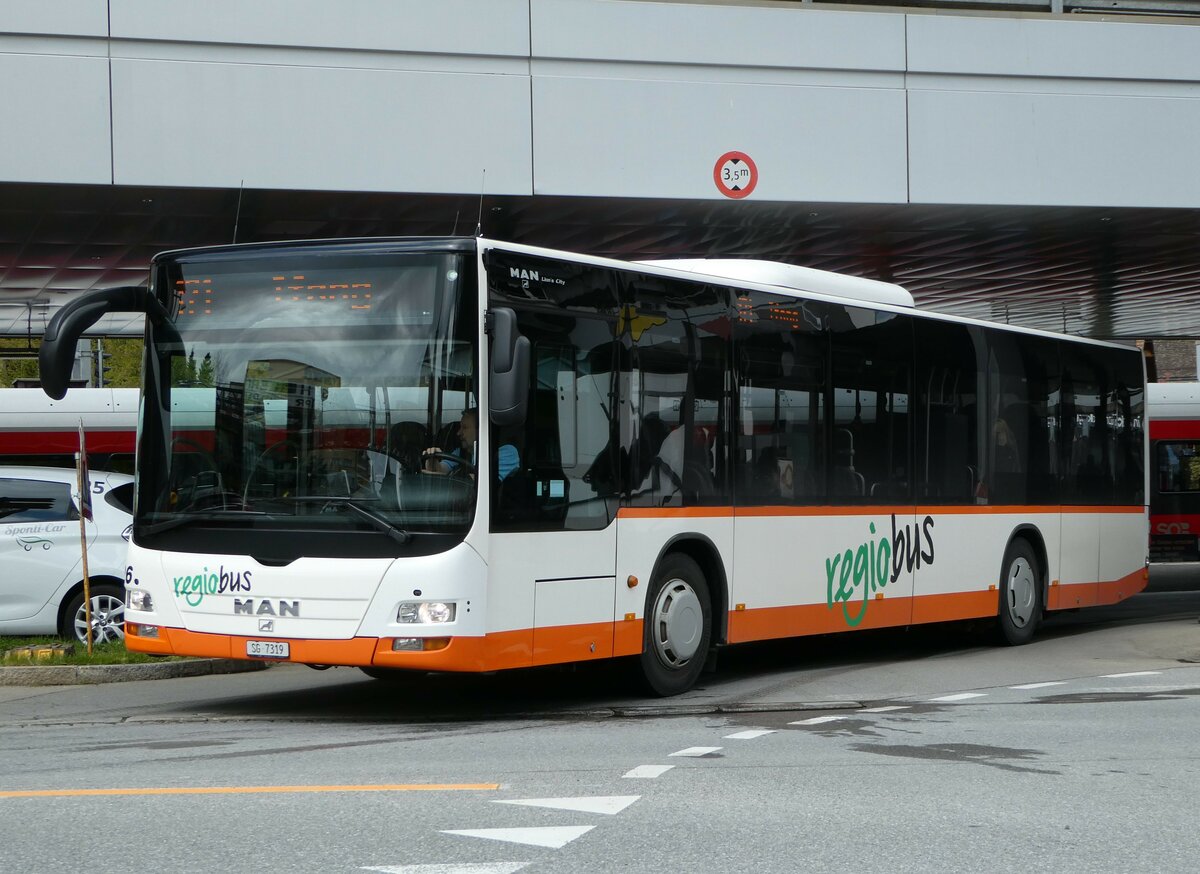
[78,419,93,522]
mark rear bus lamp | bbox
[397,601,456,624]
[127,623,159,639]
[391,637,451,652]
[128,589,154,612]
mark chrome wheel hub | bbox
[650,579,703,668]
[1006,557,1036,628]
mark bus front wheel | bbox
[639,553,712,697]
[997,538,1042,646]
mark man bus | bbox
[38,237,1148,695]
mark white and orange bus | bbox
[1148,382,1200,562]
[38,238,1149,694]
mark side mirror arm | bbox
[39,286,174,400]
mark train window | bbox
[1157,441,1200,493]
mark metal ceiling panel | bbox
[1,182,1198,340]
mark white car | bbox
[0,466,133,644]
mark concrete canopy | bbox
[2,182,1198,342]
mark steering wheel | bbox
[242,438,301,503]
[170,437,219,477]
[422,451,476,478]
[168,437,241,510]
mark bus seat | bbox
[833,428,865,496]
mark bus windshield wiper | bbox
[279,496,412,545]
[138,510,273,537]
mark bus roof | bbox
[635,258,914,309]
[141,236,1137,354]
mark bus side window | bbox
[486,255,623,532]
[625,277,730,509]
[914,319,984,504]
[829,305,912,503]
[984,331,1058,506]
[733,292,827,506]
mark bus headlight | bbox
[128,590,154,612]
[397,601,456,624]
[403,597,458,624]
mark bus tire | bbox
[639,553,712,697]
[997,538,1042,646]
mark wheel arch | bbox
[649,534,729,646]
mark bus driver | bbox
[423,408,519,480]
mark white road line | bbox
[362,865,529,874]
[441,827,594,849]
[789,716,847,726]
[623,765,673,779]
[928,692,987,702]
[668,746,722,757]
[1009,681,1067,690]
[724,729,777,740]
[1101,671,1162,679]
[493,796,640,816]
[860,705,910,713]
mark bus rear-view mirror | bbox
[487,307,530,426]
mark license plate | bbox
[246,640,290,659]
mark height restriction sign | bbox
[713,151,758,199]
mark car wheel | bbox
[62,584,126,645]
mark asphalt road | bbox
[1,589,1197,873]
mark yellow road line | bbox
[0,783,499,799]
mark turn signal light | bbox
[391,637,451,652]
[128,623,159,639]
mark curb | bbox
[0,658,270,687]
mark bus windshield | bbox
[133,247,478,558]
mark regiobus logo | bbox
[825,515,937,627]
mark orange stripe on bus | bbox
[533,621,614,664]
[614,617,645,658]
[619,505,1143,519]
[127,566,1146,671]
[1047,568,1147,610]
[726,598,915,643]
[911,590,1001,624]
[617,507,734,519]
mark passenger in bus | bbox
[635,414,688,502]
[832,428,865,495]
[422,408,519,480]
[993,417,1022,473]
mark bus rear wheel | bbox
[997,538,1042,646]
[639,553,711,697]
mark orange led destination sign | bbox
[173,274,375,318]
